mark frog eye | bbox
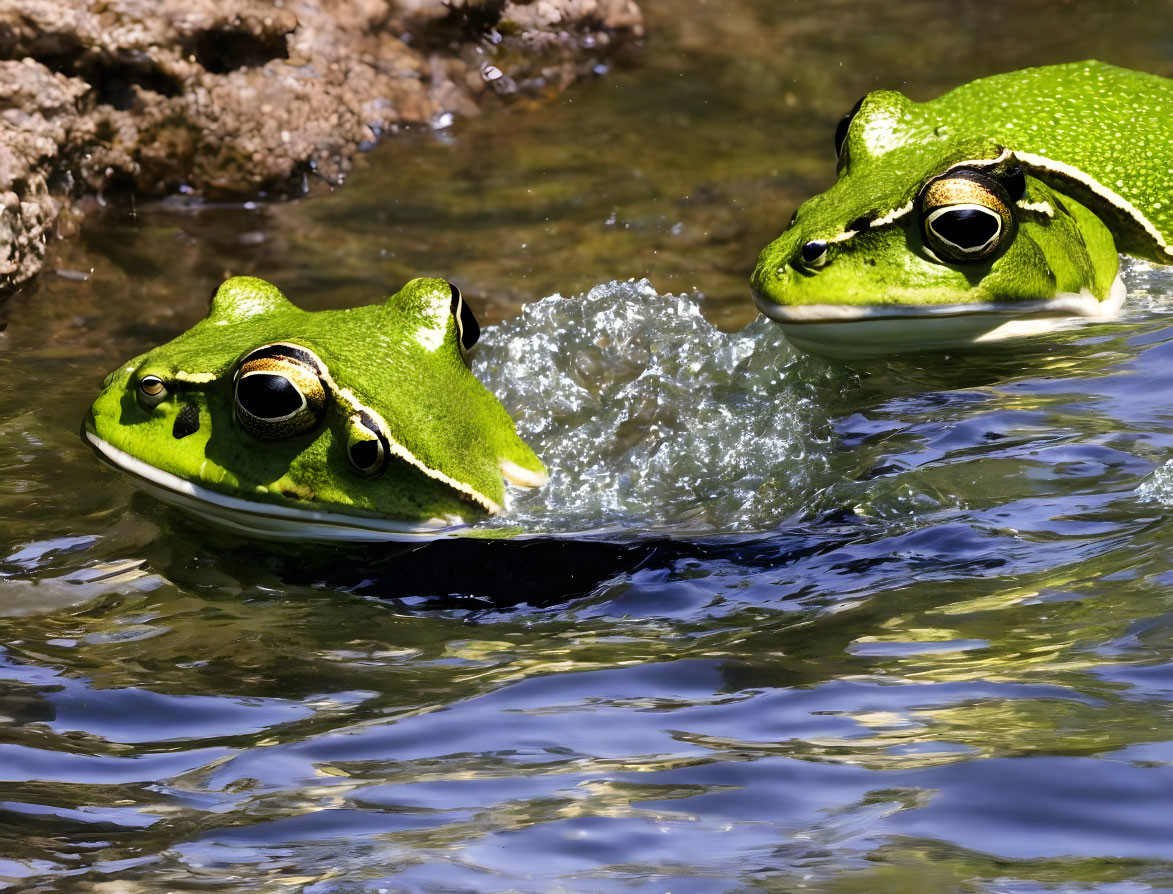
[136,374,168,408]
[834,95,866,163]
[800,240,828,268]
[919,167,1015,263]
[346,410,390,475]
[448,282,480,353]
[234,343,328,441]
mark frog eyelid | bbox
[236,342,327,377]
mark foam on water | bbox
[1138,460,1173,504]
[474,280,833,535]
[1119,256,1173,315]
[1126,260,1173,506]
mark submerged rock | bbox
[0,0,643,292]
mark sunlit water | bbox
[4,0,1173,890]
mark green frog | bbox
[752,61,1172,357]
[83,276,547,541]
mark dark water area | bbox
[4,0,1173,891]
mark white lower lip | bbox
[755,275,1126,359]
[83,431,472,543]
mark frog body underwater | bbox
[83,276,547,542]
[752,61,1173,357]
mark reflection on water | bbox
[3,0,1173,890]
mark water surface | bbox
[3,1,1173,890]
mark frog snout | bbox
[750,258,797,310]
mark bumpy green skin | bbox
[85,276,546,524]
[753,61,1172,309]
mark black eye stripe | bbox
[1001,165,1027,201]
[357,408,382,433]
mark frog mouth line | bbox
[754,274,1126,324]
[82,430,473,543]
[754,275,1126,358]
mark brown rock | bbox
[0,0,643,292]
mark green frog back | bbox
[924,61,1171,261]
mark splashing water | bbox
[1138,460,1173,505]
[1124,259,1173,506]
[474,280,835,535]
[1119,256,1173,315]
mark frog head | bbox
[83,276,547,541]
[752,89,1121,357]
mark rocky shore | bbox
[0,0,643,292]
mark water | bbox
[4,0,1173,890]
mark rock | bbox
[0,0,644,292]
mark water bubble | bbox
[476,280,831,535]
[1137,459,1173,505]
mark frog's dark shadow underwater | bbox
[144,498,872,610]
[326,537,676,607]
[293,512,886,610]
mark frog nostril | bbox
[173,403,200,439]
